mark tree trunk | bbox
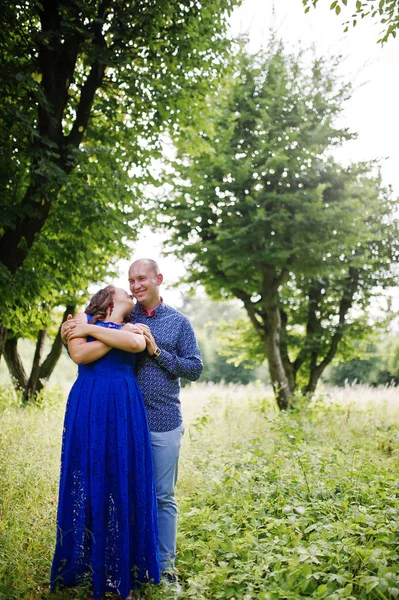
[0,325,7,363]
[4,337,27,391]
[304,365,324,395]
[23,330,46,403]
[4,304,76,403]
[263,301,293,410]
[0,1,108,274]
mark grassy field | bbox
[0,379,398,600]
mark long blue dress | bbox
[51,318,160,599]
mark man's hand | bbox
[61,314,76,345]
[132,323,158,355]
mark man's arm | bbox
[68,322,146,355]
[138,319,203,380]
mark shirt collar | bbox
[132,298,165,318]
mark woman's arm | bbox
[67,314,112,365]
[68,321,146,355]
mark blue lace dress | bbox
[51,318,160,598]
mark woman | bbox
[51,285,160,600]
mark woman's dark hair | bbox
[85,285,115,324]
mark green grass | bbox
[0,382,398,599]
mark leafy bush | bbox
[177,385,399,599]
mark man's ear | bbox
[157,273,164,285]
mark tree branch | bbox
[37,0,85,143]
[24,330,46,400]
[316,267,360,372]
[279,308,295,392]
[0,326,7,363]
[231,288,265,336]
[293,280,323,373]
[275,264,292,290]
[0,1,110,272]
[67,0,111,146]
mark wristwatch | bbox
[153,346,161,359]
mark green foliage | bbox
[383,336,399,380]
[302,0,399,44]
[162,43,355,291]
[214,306,376,378]
[1,383,399,599]
[178,294,267,384]
[197,326,265,385]
[177,385,399,599]
[216,315,265,365]
[0,0,241,335]
[328,336,399,386]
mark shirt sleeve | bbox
[155,316,203,381]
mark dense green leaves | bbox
[328,336,399,386]
[0,0,241,390]
[177,386,399,599]
[0,0,240,325]
[180,294,268,384]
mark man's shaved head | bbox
[129,258,160,276]
[128,259,163,310]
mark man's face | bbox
[128,262,162,309]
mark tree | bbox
[302,0,399,44]
[157,42,399,409]
[0,0,240,398]
[4,305,77,402]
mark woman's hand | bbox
[67,323,91,340]
[61,314,77,344]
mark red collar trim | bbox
[142,298,163,317]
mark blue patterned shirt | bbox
[131,301,203,432]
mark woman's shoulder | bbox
[75,312,89,323]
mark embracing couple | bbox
[50,259,203,599]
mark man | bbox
[127,258,203,585]
[62,258,203,589]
